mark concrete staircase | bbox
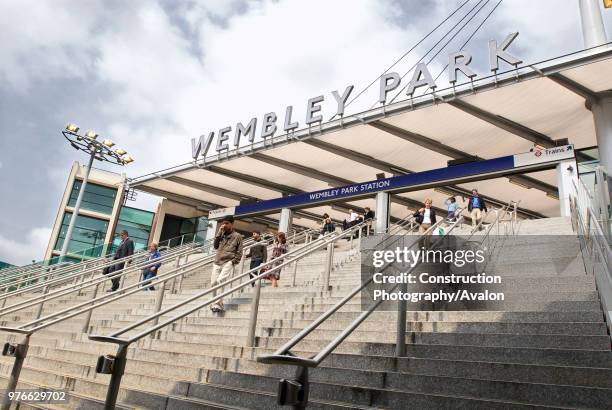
[0,217,610,409]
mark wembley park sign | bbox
[192,33,522,160]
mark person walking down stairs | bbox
[468,189,488,231]
[103,230,134,292]
[245,231,267,287]
[141,243,161,291]
[265,232,288,288]
[210,216,243,312]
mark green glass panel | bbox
[67,180,117,215]
[54,213,109,257]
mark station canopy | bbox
[130,46,612,230]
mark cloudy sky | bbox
[0,0,611,265]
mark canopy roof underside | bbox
[132,46,612,230]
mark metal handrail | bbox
[0,231,268,304]
[0,233,283,333]
[256,205,515,406]
[0,230,211,291]
[0,243,199,317]
[0,240,198,294]
[0,239,203,310]
[570,178,612,341]
[0,230,287,410]
[86,220,369,409]
[0,231,272,315]
[256,217,450,365]
[0,231,207,279]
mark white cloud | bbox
[1,0,611,262]
[0,228,52,266]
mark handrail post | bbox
[152,282,166,326]
[103,344,128,410]
[396,281,407,357]
[246,278,262,347]
[0,288,8,309]
[292,259,299,287]
[180,235,185,247]
[170,255,181,294]
[240,253,246,276]
[82,283,100,333]
[176,257,187,294]
[1,334,30,410]
[324,243,334,291]
[34,285,48,320]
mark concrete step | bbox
[208,368,612,409]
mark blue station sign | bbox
[208,145,574,219]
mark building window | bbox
[112,207,155,253]
[68,180,117,215]
[54,213,109,258]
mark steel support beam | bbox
[135,186,217,210]
[309,127,546,218]
[371,120,558,200]
[447,99,556,148]
[303,139,408,176]
[548,73,599,106]
[167,176,255,202]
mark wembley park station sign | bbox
[192,33,523,160]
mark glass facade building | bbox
[54,213,109,257]
[52,180,119,260]
[111,207,155,253]
[68,180,118,214]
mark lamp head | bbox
[122,154,134,164]
[85,130,98,140]
[114,148,126,156]
[102,139,115,148]
[66,124,79,133]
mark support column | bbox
[557,160,578,217]
[592,95,612,174]
[578,0,607,49]
[375,192,390,234]
[578,0,611,173]
[278,208,293,233]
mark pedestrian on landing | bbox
[103,230,134,292]
[141,243,161,291]
[210,215,243,312]
[246,231,267,287]
[265,232,288,288]
[445,196,458,222]
[467,189,488,230]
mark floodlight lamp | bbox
[85,130,98,139]
[122,154,134,164]
[114,148,126,156]
[66,123,79,133]
[102,139,115,147]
